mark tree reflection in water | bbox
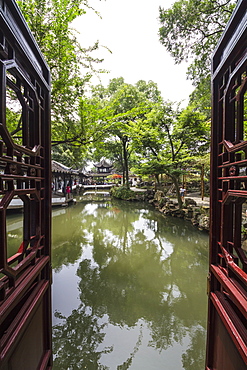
[53,305,112,369]
[51,201,208,369]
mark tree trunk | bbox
[171,175,183,209]
[155,174,160,183]
[122,137,129,189]
[120,157,125,185]
[154,174,159,191]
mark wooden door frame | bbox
[0,1,52,368]
[206,0,247,368]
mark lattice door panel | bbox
[0,1,52,369]
[206,1,247,369]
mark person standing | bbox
[180,187,186,202]
[66,184,71,199]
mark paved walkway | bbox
[130,187,147,192]
[181,192,210,207]
[130,187,210,207]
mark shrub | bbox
[111,186,136,200]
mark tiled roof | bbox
[52,160,80,175]
[52,160,71,173]
[94,159,112,168]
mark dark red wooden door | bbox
[206,1,247,369]
[0,1,52,368]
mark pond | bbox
[6,200,209,369]
[51,200,209,370]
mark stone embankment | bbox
[149,190,210,232]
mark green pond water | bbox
[7,199,209,369]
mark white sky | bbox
[73,0,194,106]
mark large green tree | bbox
[130,103,210,208]
[89,79,161,187]
[158,0,236,147]
[108,84,150,188]
[158,0,236,85]
[17,0,105,152]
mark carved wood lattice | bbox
[0,1,52,369]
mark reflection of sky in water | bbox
[98,318,189,370]
[133,217,174,259]
[81,232,99,268]
[160,243,173,260]
[132,218,156,239]
[161,284,184,304]
[52,262,81,325]
[83,203,99,215]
